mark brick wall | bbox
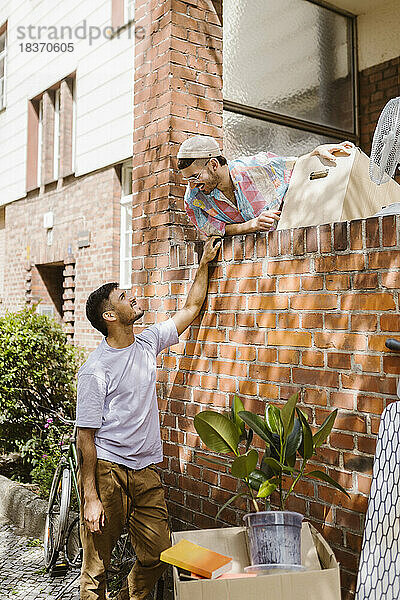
[146,214,400,600]
[359,56,400,160]
[2,166,122,349]
[128,4,400,600]
[131,0,223,313]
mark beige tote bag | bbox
[277,147,400,230]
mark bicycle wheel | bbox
[107,531,136,598]
[65,516,82,569]
[44,464,72,569]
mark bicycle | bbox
[43,409,81,574]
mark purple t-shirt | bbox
[76,318,179,470]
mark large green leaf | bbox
[248,469,268,491]
[260,448,275,479]
[265,405,283,436]
[245,428,253,452]
[281,392,299,441]
[231,449,259,478]
[194,411,239,454]
[269,433,281,460]
[285,418,302,459]
[231,395,245,435]
[263,456,294,474]
[257,479,278,498]
[306,470,351,498]
[215,492,249,520]
[238,411,271,445]
[313,409,338,448]
[296,408,314,460]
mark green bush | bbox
[0,307,85,492]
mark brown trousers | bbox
[79,459,171,600]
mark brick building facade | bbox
[0,0,135,349]
[130,2,400,600]
[1,0,400,598]
[5,165,122,346]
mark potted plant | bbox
[194,392,349,570]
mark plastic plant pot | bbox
[244,564,306,575]
[243,511,303,567]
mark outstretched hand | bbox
[201,236,222,264]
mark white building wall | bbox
[357,0,400,71]
[0,0,134,206]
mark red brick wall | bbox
[147,215,400,600]
[2,166,122,350]
[131,0,223,313]
[359,56,400,160]
[128,4,400,600]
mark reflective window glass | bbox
[223,111,339,160]
[223,0,354,133]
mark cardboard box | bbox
[277,147,400,230]
[172,523,340,600]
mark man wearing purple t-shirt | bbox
[76,237,221,600]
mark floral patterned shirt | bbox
[184,152,297,236]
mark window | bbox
[27,75,75,191]
[37,98,43,186]
[223,0,357,158]
[53,89,60,181]
[0,207,5,297]
[120,163,133,290]
[125,0,135,22]
[0,24,6,110]
[112,0,135,29]
[37,304,55,318]
[71,78,76,173]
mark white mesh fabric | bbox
[369,97,400,185]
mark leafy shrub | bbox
[0,307,85,491]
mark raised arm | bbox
[172,236,221,335]
[77,427,104,533]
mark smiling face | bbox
[107,288,144,327]
[180,158,221,195]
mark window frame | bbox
[119,163,133,290]
[223,0,359,144]
[0,207,5,297]
[71,77,77,173]
[37,98,43,186]
[0,23,7,111]
[53,88,60,181]
[124,0,135,23]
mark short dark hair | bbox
[86,282,118,337]
[177,155,227,170]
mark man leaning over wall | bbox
[177,135,353,237]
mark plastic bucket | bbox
[243,511,303,566]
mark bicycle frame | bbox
[61,426,80,509]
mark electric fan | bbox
[369,96,400,185]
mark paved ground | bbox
[0,519,174,600]
[0,520,79,600]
